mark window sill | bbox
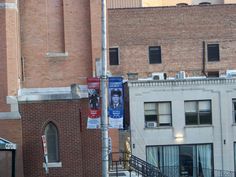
[46,52,68,58]
[43,162,62,168]
[184,124,213,128]
[144,126,172,130]
[232,123,236,126]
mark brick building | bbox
[108,4,236,79]
[1,0,236,177]
[0,0,106,176]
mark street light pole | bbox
[101,0,109,177]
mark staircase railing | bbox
[109,152,168,177]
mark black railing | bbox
[109,153,236,177]
[109,152,168,177]
[129,154,168,177]
[160,166,236,177]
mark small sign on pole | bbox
[41,135,49,174]
[108,137,112,154]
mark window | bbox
[144,102,171,127]
[207,44,219,61]
[233,100,236,123]
[146,144,213,177]
[234,142,236,172]
[185,100,212,125]
[149,46,161,64]
[207,71,219,78]
[109,48,119,65]
[45,122,59,163]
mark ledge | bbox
[144,126,172,130]
[128,78,236,87]
[43,162,62,168]
[46,52,68,58]
[184,125,213,128]
[0,112,21,120]
[0,3,17,9]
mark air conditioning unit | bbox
[176,71,186,79]
[152,72,165,80]
[146,121,157,128]
[226,70,236,78]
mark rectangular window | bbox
[149,46,161,64]
[207,44,219,61]
[146,144,213,177]
[144,102,171,127]
[185,100,212,125]
[207,71,219,78]
[233,100,236,123]
[109,48,119,65]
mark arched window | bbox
[44,122,59,162]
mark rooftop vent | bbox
[152,72,167,80]
[226,70,236,78]
[176,3,188,6]
[127,73,138,80]
[176,71,186,79]
[199,2,211,5]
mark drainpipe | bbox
[202,41,207,76]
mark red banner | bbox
[87,77,101,129]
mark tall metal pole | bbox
[101,0,109,177]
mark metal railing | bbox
[160,166,236,177]
[109,153,236,177]
[109,152,168,177]
[129,154,168,177]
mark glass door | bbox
[180,145,196,177]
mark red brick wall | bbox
[108,4,236,78]
[0,9,8,111]
[19,100,102,177]
[0,119,24,177]
[0,4,20,111]
[20,0,93,87]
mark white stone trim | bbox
[0,3,17,9]
[128,78,236,87]
[18,86,88,102]
[46,52,68,58]
[0,112,21,119]
[43,162,62,168]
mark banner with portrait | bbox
[87,77,101,129]
[108,77,123,129]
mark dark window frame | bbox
[233,99,236,123]
[207,71,219,78]
[146,143,214,177]
[109,47,119,65]
[149,46,162,64]
[144,101,172,127]
[207,44,220,62]
[45,122,59,163]
[185,100,212,125]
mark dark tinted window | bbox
[109,48,119,65]
[149,46,161,64]
[208,44,219,61]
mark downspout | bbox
[217,90,224,171]
[202,41,207,76]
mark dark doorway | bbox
[0,138,16,177]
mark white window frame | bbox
[144,102,172,128]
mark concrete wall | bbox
[108,4,236,79]
[128,78,236,171]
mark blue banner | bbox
[108,77,123,129]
